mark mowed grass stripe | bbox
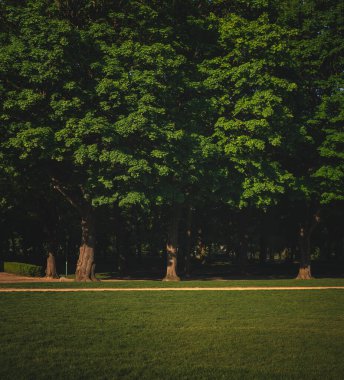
[0,291,343,380]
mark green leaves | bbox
[313,88,344,204]
[9,125,52,159]
[1,0,342,220]
[201,9,298,208]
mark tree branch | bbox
[51,177,82,212]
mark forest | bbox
[0,0,343,281]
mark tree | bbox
[201,8,297,264]
[0,0,113,280]
[94,0,217,280]
[0,0,342,282]
[278,0,344,278]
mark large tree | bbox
[201,6,297,264]
[0,0,118,280]
[277,0,344,278]
[1,0,343,281]
[93,0,216,280]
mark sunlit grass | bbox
[0,290,344,379]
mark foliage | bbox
[201,11,297,208]
[0,0,343,274]
[277,0,344,204]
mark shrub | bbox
[4,262,43,277]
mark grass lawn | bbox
[0,290,344,379]
[1,277,344,288]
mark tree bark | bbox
[296,211,320,280]
[52,179,98,281]
[75,209,98,281]
[296,227,312,279]
[163,205,181,281]
[45,252,59,279]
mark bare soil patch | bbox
[0,272,72,283]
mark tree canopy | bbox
[0,0,343,281]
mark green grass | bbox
[0,277,344,288]
[0,290,344,379]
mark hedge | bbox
[4,262,43,277]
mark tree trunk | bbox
[52,181,98,281]
[296,211,320,280]
[297,265,312,279]
[76,244,97,281]
[296,226,312,279]
[163,205,181,281]
[45,252,59,279]
[75,210,98,281]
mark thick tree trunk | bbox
[45,252,59,279]
[296,211,320,280]
[75,210,98,282]
[296,227,312,279]
[297,265,312,279]
[52,180,98,281]
[76,244,97,281]
[163,205,181,281]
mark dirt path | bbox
[1,286,344,292]
[1,273,343,292]
[0,272,73,283]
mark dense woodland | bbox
[0,0,343,281]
